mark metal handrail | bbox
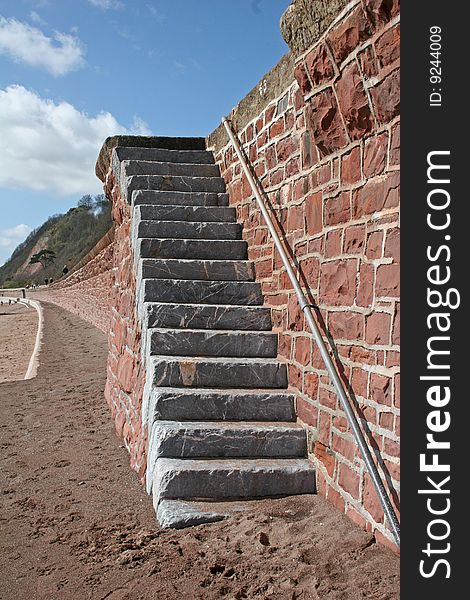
[222,118,400,546]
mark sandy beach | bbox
[0,301,38,383]
[0,303,399,599]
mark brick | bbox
[295,335,311,366]
[315,442,335,477]
[305,44,334,87]
[306,88,348,157]
[300,256,320,288]
[389,121,400,166]
[269,117,285,139]
[318,387,337,410]
[370,373,393,406]
[352,367,368,398]
[358,45,379,79]
[304,371,319,399]
[328,6,372,64]
[362,0,400,30]
[294,62,312,94]
[293,176,308,201]
[329,311,364,341]
[356,262,374,307]
[336,62,373,140]
[276,136,300,163]
[392,302,400,345]
[301,130,317,169]
[344,225,366,254]
[332,433,356,463]
[376,264,399,297]
[289,363,303,390]
[324,191,351,226]
[305,193,323,235]
[379,411,394,431]
[370,69,400,124]
[319,259,357,306]
[363,474,385,523]
[384,228,400,262]
[341,146,362,184]
[318,409,331,445]
[366,230,383,259]
[339,463,361,499]
[287,204,304,232]
[366,312,391,346]
[394,373,400,408]
[363,133,388,178]
[375,24,400,68]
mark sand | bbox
[0,300,38,383]
[0,302,399,599]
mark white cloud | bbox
[0,224,32,248]
[29,11,47,27]
[0,16,85,76]
[0,85,152,196]
[88,0,124,10]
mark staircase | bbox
[113,138,316,528]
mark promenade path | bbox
[0,303,399,599]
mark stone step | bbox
[141,279,262,305]
[123,159,220,178]
[148,421,307,460]
[152,458,316,504]
[151,356,288,389]
[140,259,254,282]
[144,303,272,331]
[135,204,236,223]
[136,220,242,240]
[148,388,295,422]
[132,190,229,207]
[138,238,247,260]
[126,174,225,195]
[148,329,278,358]
[114,146,214,164]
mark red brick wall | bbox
[102,171,147,482]
[209,0,400,546]
[28,233,114,333]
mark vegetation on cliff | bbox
[0,195,112,288]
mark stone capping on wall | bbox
[96,136,206,183]
[65,227,115,278]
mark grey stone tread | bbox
[132,190,229,207]
[156,499,228,529]
[136,220,242,240]
[126,174,226,194]
[123,159,220,178]
[151,356,288,389]
[145,303,272,331]
[142,279,262,305]
[138,238,247,260]
[140,259,254,282]
[149,328,277,358]
[115,146,215,164]
[149,388,296,422]
[135,204,236,222]
[149,420,307,458]
[152,457,316,503]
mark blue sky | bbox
[0,0,290,265]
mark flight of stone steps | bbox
[113,138,316,528]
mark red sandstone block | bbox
[352,367,368,398]
[375,24,400,68]
[305,193,323,235]
[318,387,337,411]
[294,87,305,111]
[366,312,391,346]
[350,345,376,365]
[385,350,400,368]
[384,228,400,263]
[315,442,335,477]
[376,264,399,297]
[339,463,361,499]
[370,69,400,124]
[324,191,351,226]
[269,117,285,139]
[299,256,320,288]
[389,121,400,166]
[328,6,372,64]
[335,62,373,140]
[325,229,342,258]
[255,116,264,133]
[296,396,318,428]
[305,44,334,87]
[270,167,285,187]
[293,177,308,202]
[276,136,299,163]
[306,88,348,157]
[392,302,400,346]
[352,173,399,218]
[318,409,332,446]
[286,157,300,178]
[303,371,319,399]
[363,474,385,523]
[288,294,304,330]
[294,62,312,94]
[329,311,364,341]
[265,105,276,125]
[393,373,400,408]
[384,458,400,482]
[374,529,400,554]
[363,133,388,178]
[358,45,379,79]
[287,204,304,232]
[301,130,317,169]
[370,372,393,408]
[328,486,346,512]
[383,437,399,458]
[362,0,400,30]
[278,332,292,359]
[319,259,357,306]
[255,258,273,279]
[332,433,356,463]
[333,414,349,434]
[295,335,312,366]
[288,363,303,391]
[366,230,383,259]
[341,146,362,184]
[379,411,394,431]
[344,224,366,254]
